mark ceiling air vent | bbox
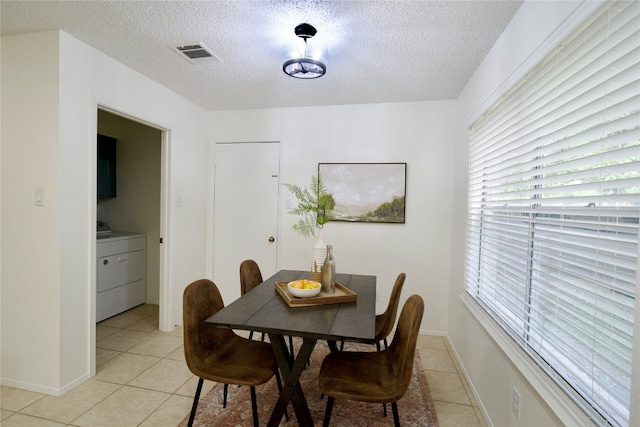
[172,43,221,64]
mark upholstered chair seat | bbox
[183,279,281,427]
[319,294,424,427]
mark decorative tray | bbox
[275,281,357,307]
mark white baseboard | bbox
[1,372,89,397]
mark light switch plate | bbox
[35,188,45,206]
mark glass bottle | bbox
[322,245,336,293]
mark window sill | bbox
[460,293,595,426]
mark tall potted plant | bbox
[284,174,334,280]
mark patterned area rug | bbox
[180,339,438,426]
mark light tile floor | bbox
[417,335,488,427]
[1,304,486,426]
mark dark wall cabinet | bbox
[97,134,117,198]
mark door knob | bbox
[268,236,275,243]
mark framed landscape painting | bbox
[318,162,407,223]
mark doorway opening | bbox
[93,106,169,374]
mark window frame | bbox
[461,1,640,425]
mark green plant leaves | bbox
[284,174,334,238]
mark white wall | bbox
[449,1,602,426]
[1,31,63,393]
[1,30,209,395]
[209,100,457,334]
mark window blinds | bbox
[465,1,639,426]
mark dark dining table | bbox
[206,269,376,427]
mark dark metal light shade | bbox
[294,23,317,39]
[282,57,326,79]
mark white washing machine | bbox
[96,222,146,322]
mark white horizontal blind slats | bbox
[470,11,639,170]
[465,1,640,426]
[468,72,640,183]
[470,1,637,144]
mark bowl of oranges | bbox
[287,279,322,298]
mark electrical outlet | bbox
[512,387,521,419]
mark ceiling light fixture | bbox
[282,23,326,79]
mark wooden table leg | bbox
[267,334,317,427]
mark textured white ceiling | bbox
[1,0,522,111]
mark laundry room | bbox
[96,108,162,321]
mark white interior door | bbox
[212,142,280,304]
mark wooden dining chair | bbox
[183,279,282,427]
[318,294,424,427]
